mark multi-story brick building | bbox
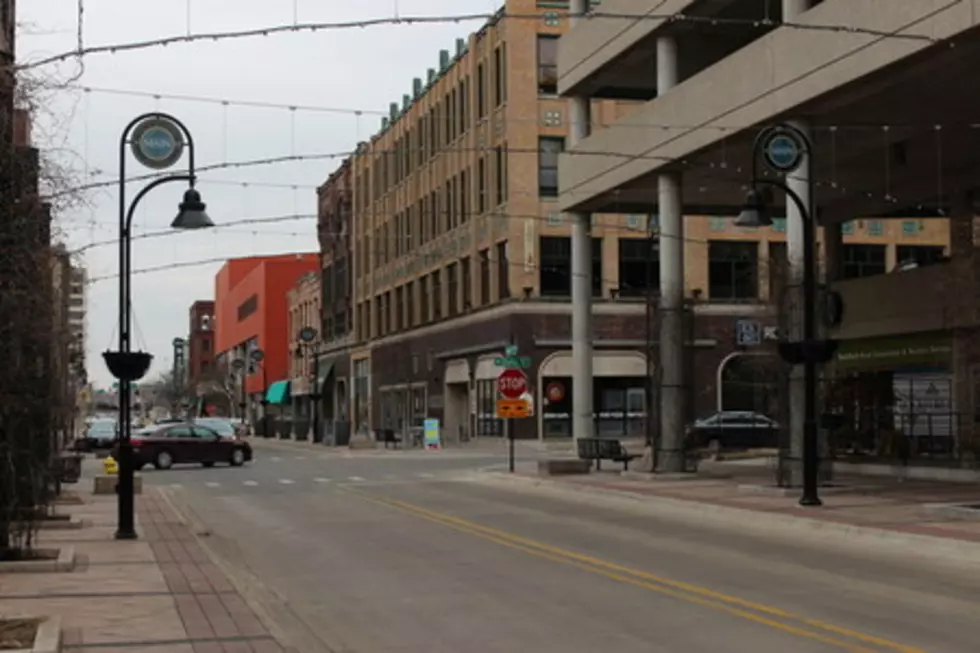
[336,0,950,444]
[316,160,354,443]
[186,300,215,386]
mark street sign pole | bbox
[509,418,515,473]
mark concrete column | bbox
[654,34,686,472]
[658,172,685,471]
[823,222,843,284]
[569,95,593,442]
[782,0,811,20]
[785,119,811,485]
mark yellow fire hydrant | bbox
[103,455,118,475]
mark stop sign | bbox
[497,368,528,399]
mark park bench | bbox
[576,437,641,471]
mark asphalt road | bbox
[159,439,980,653]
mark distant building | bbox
[287,272,322,440]
[187,300,215,385]
[213,254,320,423]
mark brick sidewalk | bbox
[0,489,287,653]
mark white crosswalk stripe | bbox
[169,483,183,489]
[279,479,295,485]
[205,482,220,488]
[271,456,282,462]
[314,477,330,483]
[243,480,258,487]
[348,476,365,482]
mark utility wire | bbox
[18,9,943,70]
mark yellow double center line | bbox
[342,486,926,653]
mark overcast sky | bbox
[19,0,499,388]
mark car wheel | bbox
[154,450,174,470]
[202,461,215,468]
[230,448,246,467]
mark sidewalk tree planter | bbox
[0,616,61,653]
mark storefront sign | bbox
[835,332,952,371]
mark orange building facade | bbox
[214,254,320,396]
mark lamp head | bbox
[171,188,214,230]
[734,188,774,228]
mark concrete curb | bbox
[31,615,62,653]
[925,503,980,522]
[0,546,75,574]
[468,472,980,570]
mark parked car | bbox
[686,411,779,451]
[112,422,253,470]
[81,419,117,450]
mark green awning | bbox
[265,380,291,405]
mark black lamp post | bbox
[231,358,247,428]
[249,348,268,438]
[103,113,213,541]
[294,327,320,443]
[734,123,837,507]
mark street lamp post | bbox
[249,349,268,438]
[103,113,213,541]
[231,358,247,428]
[734,123,837,508]
[295,327,320,443]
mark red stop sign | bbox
[497,368,528,399]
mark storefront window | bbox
[353,359,370,435]
[476,379,502,436]
[543,376,647,439]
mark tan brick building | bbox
[334,0,950,443]
[286,271,321,440]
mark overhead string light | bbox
[18,10,945,70]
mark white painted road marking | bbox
[314,477,331,483]
[243,480,259,487]
[205,482,220,488]
[294,455,306,460]
[279,479,295,485]
[169,483,184,489]
[348,476,365,482]
[418,473,435,479]
[271,456,282,462]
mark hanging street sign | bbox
[494,355,531,368]
[131,117,185,170]
[496,398,531,419]
[761,129,805,173]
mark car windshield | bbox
[87,421,116,434]
[197,419,235,436]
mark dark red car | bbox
[113,422,253,470]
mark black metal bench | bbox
[576,438,641,471]
[376,428,403,449]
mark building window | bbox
[841,220,855,235]
[539,137,563,198]
[477,62,486,117]
[496,241,510,299]
[618,238,659,297]
[867,220,884,236]
[394,286,404,331]
[405,282,414,327]
[494,146,505,206]
[479,248,490,305]
[540,236,571,296]
[432,269,443,319]
[895,245,946,269]
[237,294,258,321]
[708,241,759,301]
[478,157,486,214]
[537,35,559,94]
[461,256,472,310]
[902,220,921,236]
[841,244,886,279]
[420,275,429,323]
[447,262,459,317]
[493,46,504,107]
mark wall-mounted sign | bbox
[131,117,184,170]
[546,381,565,403]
